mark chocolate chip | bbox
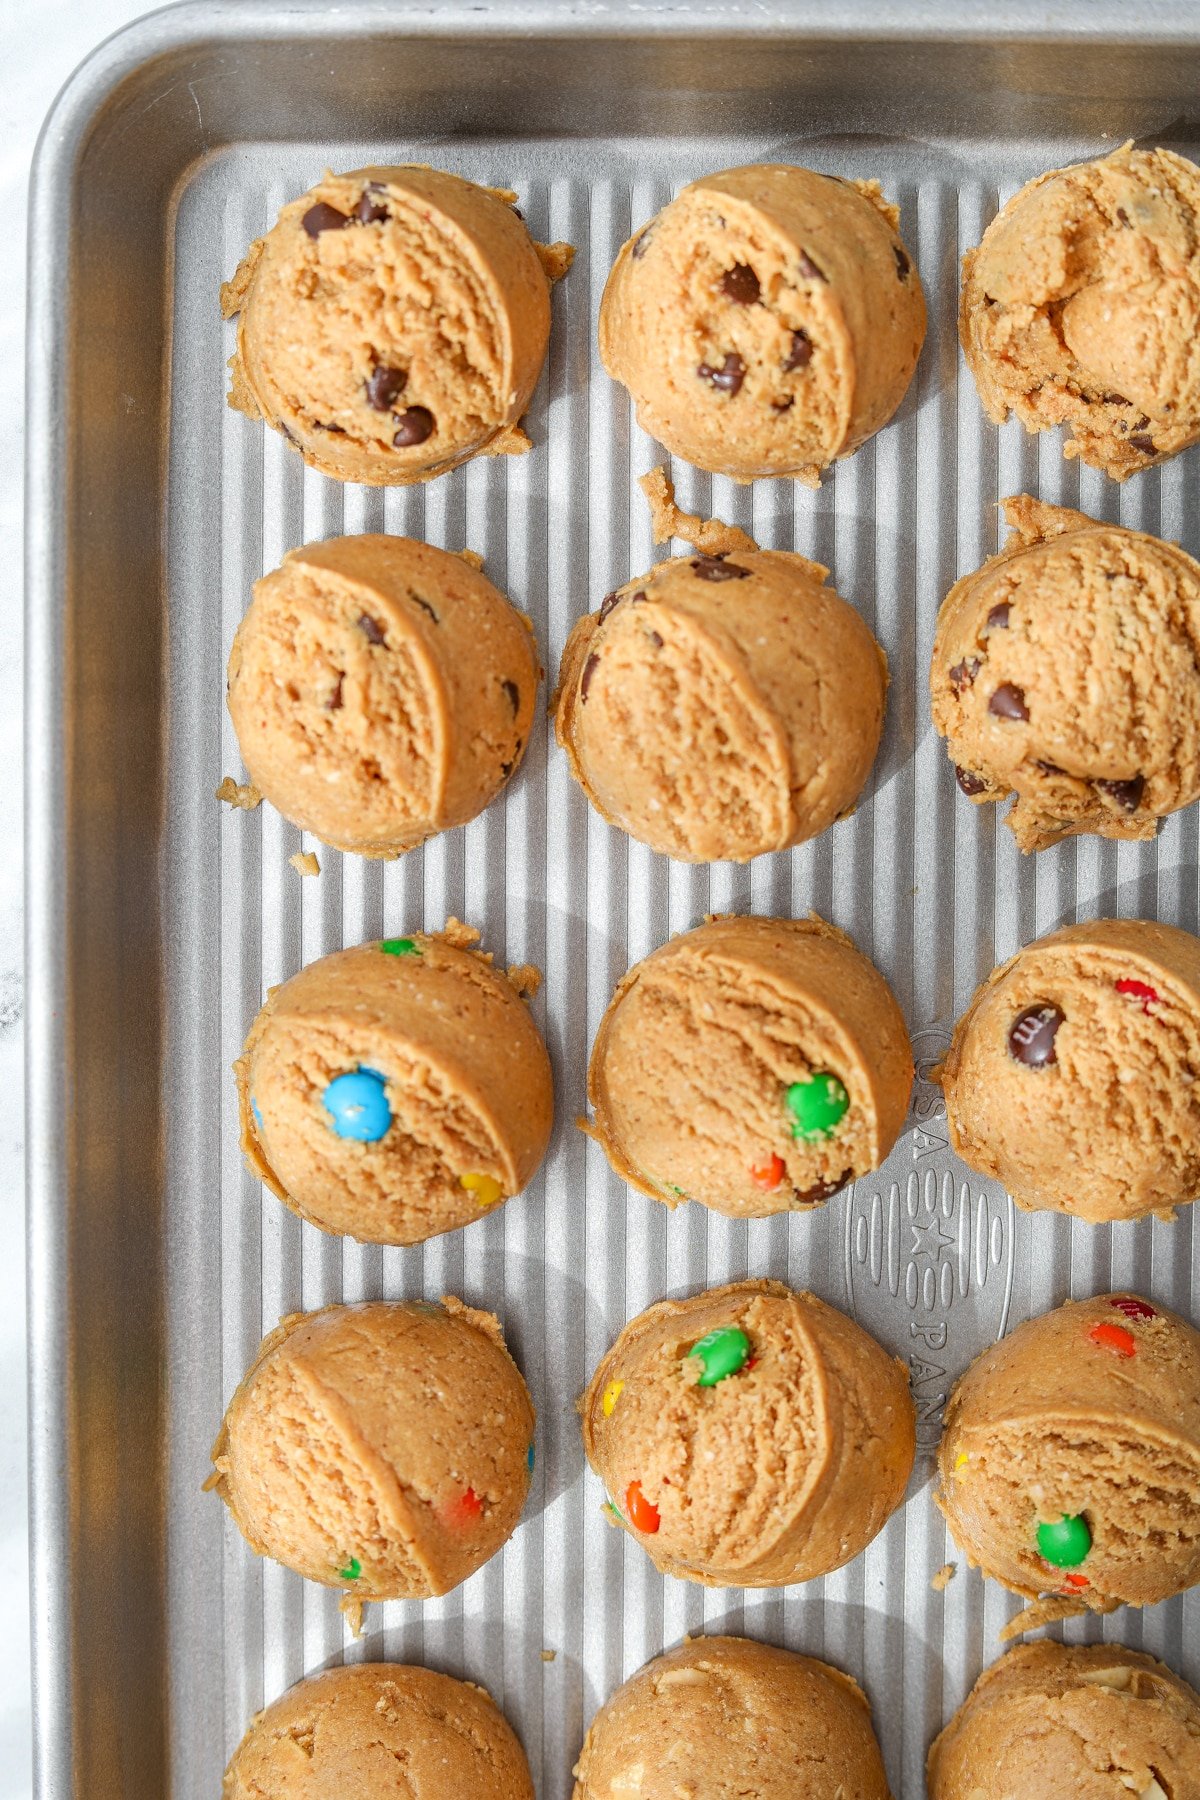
[1034,759,1066,776]
[1100,391,1130,407]
[697,353,745,396]
[1008,1003,1064,1069]
[949,657,982,693]
[393,406,435,447]
[798,250,827,281]
[720,263,760,304]
[691,554,751,581]
[794,1171,851,1205]
[411,595,439,622]
[580,652,600,701]
[1096,774,1146,812]
[326,673,344,712]
[358,612,387,646]
[772,397,795,413]
[955,765,988,796]
[599,591,621,622]
[315,421,347,434]
[631,223,655,260]
[302,202,351,237]
[501,678,520,713]
[894,243,911,280]
[365,364,407,411]
[647,630,663,648]
[989,683,1028,722]
[784,329,813,371]
[356,188,389,224]
[986,602,1011,631]
[1117,206,1130,225]
[1130,432,1157,455]
[630,589,647,604]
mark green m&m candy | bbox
[1036,1514,1091,1569]
[687,1325,751,1388]
[381,937,420,956]
[337,1555,362,1582]
[785,1071,849,1140]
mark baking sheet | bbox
[27,8,1200,1798]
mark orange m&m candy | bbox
[625,1479,660,1534]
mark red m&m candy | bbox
[1110,1296,1156,1321]
[625,1480,660,1534]
[1115,977,1160,1014]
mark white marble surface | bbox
[3,4,164,1792]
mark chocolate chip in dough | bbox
[893,243,911,280]
[358,613,387,647]
[501,679,520,714]
[986,602,1010,631]
[356,187,390,224]
[580,653,601,702]
[302,202,351,237]
[720,263,760,304]
[949,657,982,693]
[1007,1003,1064,1069]
[326,674,344,712]
[989,683,1028,721]
[1130,432,1157,455]
[365,364,407,411]
[697,353,746,396]
[955,765,988,796]
[798,250,827,281]
[784,329,813,371]
[691,554,751,582]
[599,591,621,622]
[1096,774,1146,812]
[794,1170,852,1205]
[392,406,435,447]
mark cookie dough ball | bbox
[929,1642,1200,1800]
[224,1663,534,1800]
[554,548,886,862]
[938,917,1200,1222]
[581,1280,914,1586]
[587,914,913,1218]
[236,924,553,1245]
[961,143,1200,480]
[209,1298,535,1601]
[934,496,1200,851]
[573,1636,891,1800]
[221,164,571,484]
[599,163,925,484]
[936,1293,1200,1615]
[228,535,540,857]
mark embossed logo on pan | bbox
[845,1026,1015,1456]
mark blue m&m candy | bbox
[322,1067,392,1142]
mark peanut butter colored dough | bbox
[224,1663,534,1800]
[938,917,1200,1223]
[599,163,925,485]
[587,914,913,1218]
[933,496,1200,851]
[209,1298,535,1602]
[961,143,1200,481]
[572,1636,892,1800]
[553,547,887,863]
[228,535,540,857]
[581,1280,915,1587]
[929,1642,1200,1800]
[221,165,572,484]
[236,924,553,1245]
[936,1293,1200,1620]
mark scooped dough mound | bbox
[599,163,925,484]
[236,926,553,1245]
[938,916,1200,1222]
[581,1280,915,1586]
[929,1641,1200,1800]
[223,1662,534,1800]
[221,164,570,484]
[936,1294,1200,1616]
[572,1636,892,1800]
[553,548,887,862]
[229,534,540,856]
[961,142,1200,480]
[932,496,1200,851]
[587,914,913,1219]
[209,1298,535,1602]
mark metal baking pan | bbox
[25,3,1200,1795]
